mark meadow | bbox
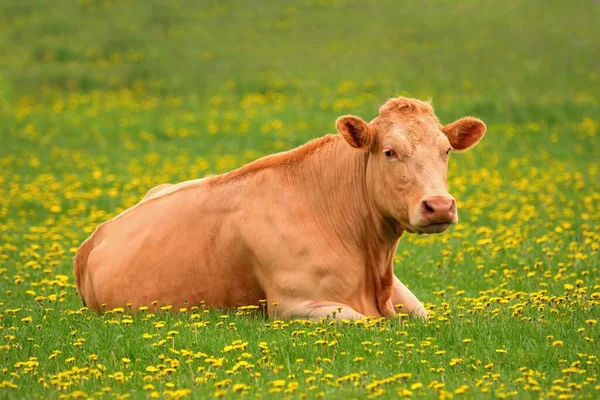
[0,0,599,398]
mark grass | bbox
[0,0,599,398]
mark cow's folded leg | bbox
[276,301,366,321]
[391,275,429,318]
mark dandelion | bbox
[232,383,250,393]
[455,385,469,394]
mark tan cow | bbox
[74,96,486,320]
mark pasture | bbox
[0,0,598,398]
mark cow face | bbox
[336,97,486,234]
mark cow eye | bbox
[384,149,395,158]
[445,147,452,155]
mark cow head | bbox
[336,97,486,234]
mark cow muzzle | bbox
[411,195,458,234]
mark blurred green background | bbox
[2,0,597,104]
[1,0,598,192]
[2,0,598,117]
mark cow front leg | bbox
[273,300,366,321]
[391,275,429,318]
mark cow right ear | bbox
[336,115,373,150]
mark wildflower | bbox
[455,385,469,394]
[232,383,250,393]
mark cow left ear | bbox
[336,115,373,150]
[442,117,486,151]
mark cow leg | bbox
[274,301,366,321]
[390,275,429,318]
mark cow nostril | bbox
[450,200,456,213]
[423,200,435,214]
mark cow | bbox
[74,96,486,320]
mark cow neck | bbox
[296,136,402,315]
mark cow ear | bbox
[442,117,486,151]
[336,115,373,150]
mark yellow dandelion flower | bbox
[455,385,469,394]
[232,383,250,393]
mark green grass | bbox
[0,0,599,398]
